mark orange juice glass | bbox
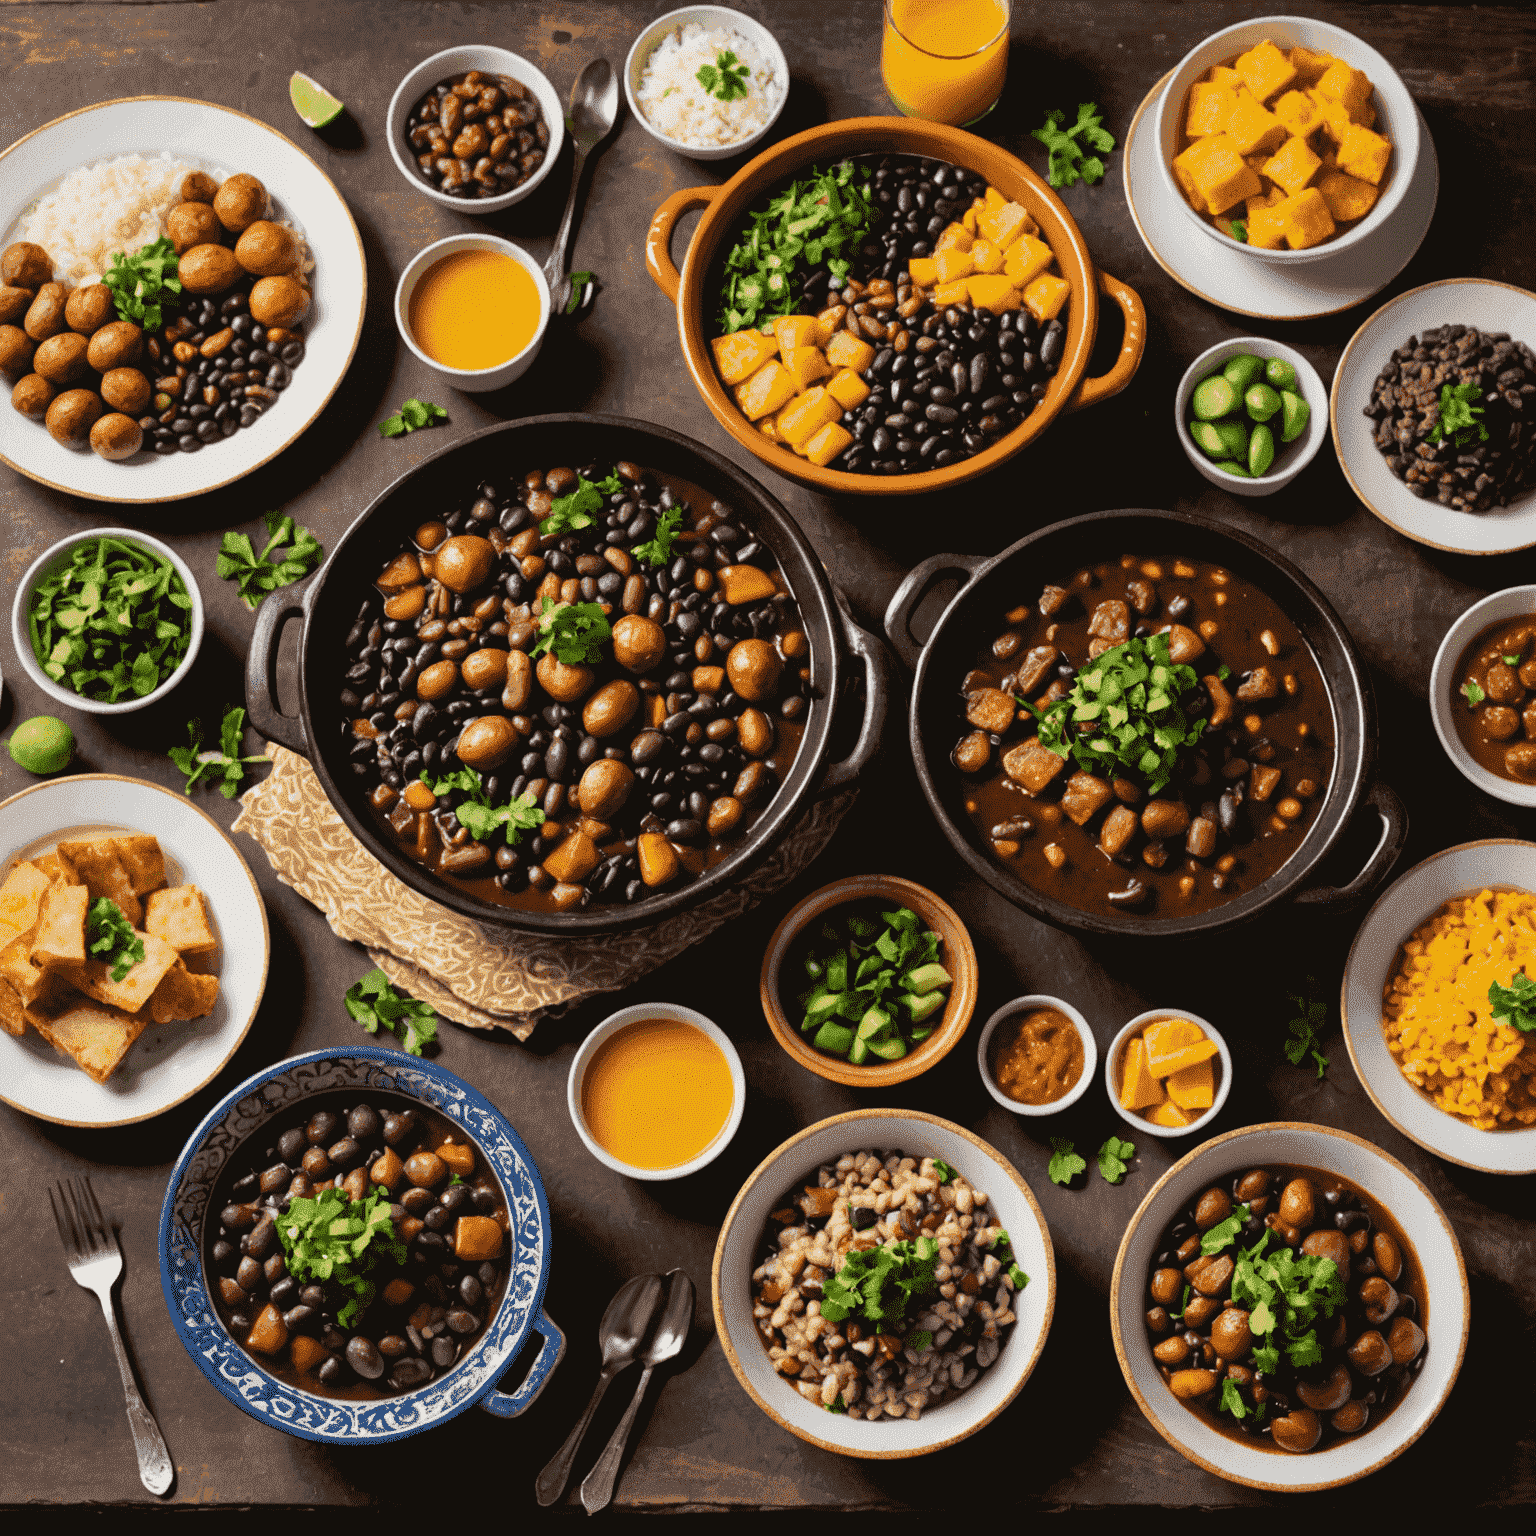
[882,0,1011,126]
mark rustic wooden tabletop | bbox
[1,0,1534,1513]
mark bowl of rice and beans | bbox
[713,1109,1054,1457]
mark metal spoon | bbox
[579,1267,695,1514]
[544,58,620,316]
[535,1272,666,1507]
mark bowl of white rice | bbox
[626,6,788,161]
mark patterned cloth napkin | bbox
[232,746,854,1038]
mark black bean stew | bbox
[952,554,1334,918]
[1450,612,1536,784]
[342,460,810,914]
[1144,1165,1428,1454]
[404,70,549,200]
[205,1094,508,1399]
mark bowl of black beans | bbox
[161,1046,564,1443]
[244,414,888,935]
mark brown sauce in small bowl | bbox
[989,1006,1085,1105]
[1450,614,1536,784]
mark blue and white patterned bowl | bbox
[158,1048,564,1443]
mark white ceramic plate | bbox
[1340,839,1536,1174]
[1123,71,1439,321]
[1332,279,1536,553]
[1112,1122,1469,1491]
[0,774,269,1126]
[0,96,366,503]
[712,1109,1055,1458]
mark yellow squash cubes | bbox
[1117,1015,1223,1126]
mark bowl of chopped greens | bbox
[12,528,203,714]
[760,874,978,1086]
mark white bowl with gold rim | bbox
[1104,1008,1233,1140]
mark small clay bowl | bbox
[760,874,977,1087]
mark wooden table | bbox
[2,0,1534,1513]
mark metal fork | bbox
[50,1178,174,1496]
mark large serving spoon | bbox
[579,1267,696,1514]
[534,1272,667,1507]
[544,58,621,317]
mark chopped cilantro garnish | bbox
[1007,1262,1029,1290]
[818,1236,939,1330]
[168,704,270,798]
[277,1185,408,1328]
[1285,986,1330,1078]
[564,270,595,315]
[529,598,612,666]
[1030,102,1116,189]
[86,898,144,982]
[540,470,623,537]
[697,48,751,102]
[1219,1376,1248,1420]
[420,766,545,846]
[1490,970,1536,1033]
[1426,381,1489,448]
[343,968,439,1056]
[1200,1202,1250,1255]
[1097,1136,1135,1185]
[905,1329,934,1353]
[1170,1282,1191,1322]
[101,237,181,330]
[824,1394,847,1414]
[216,511,323,610]
[1047,1137,1085,1186]
[631,506,684,567]
[1460,678,1486,708]
[1229,219,1248,243]
[1505,653,1523,667]
[378,398,447,437]
[931,1159,955,1185]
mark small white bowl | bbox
[976,994,1098,1117]
[1156,15,1419,266]
[394,234,551,393]
[1341,838,1536,1175]
[1429,586,1536,807]
[11,528,203,716]
[624,5,789,162]
[1176,336,1329,496]
[1104,1009,1233,1141]
[385,45,564,214]
[567,1002,745,1182]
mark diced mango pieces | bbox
[825,330,875,372]
[1224,91,1288,157]
[908,256,939,287]
[934,221,974,253]
[1261,135,1322,196]
[1173,134,1261,216]
[933,279,972,306]
[1186,82,1238,138]
[962,204,980,234]
[781,345,831,391]
[967,274,1020,314]
[776,386,839,449]
[711,328,779,385]
[1022,272,1070,323]
[813,305,848,345]
[982,185,1007,212]
[802,420,853,467]
[772,315,818,357]
[1141,1015,1199,1059]
[1315,60,1373,117]
[1280,185,1337,249]
[1287,44,1338,87]
[1305,89,1355,144]
[1247,203,1288,249]
[1246,187,1285,215]
[733,359,796,421]
[1147,1100,1194,1129]
[1166,1056,1215,1111]
[969,238,1004,274]
[1208,65,1243,89]
[1336,124,1391,186]
[1235,39,1296,102]
[1004,234,1055,286]
[1272,89,1321,139]
[935,245,975,282]
[827,367,870,410]
[1315,168,1380,222]
[977,199,1030,250]
[1119,1037,1166,1112]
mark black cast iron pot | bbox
[246,415,888,936]
[884,509,1406,938]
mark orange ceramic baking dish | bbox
[647,116,1146,496]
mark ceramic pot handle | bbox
[245,586,310,756]
[817,602,890,794]
[882,553,989,672]
[479,1309,566,1418]
[1065,269,1147,414]
[1294,783,1408,909]
[645,187,722,302]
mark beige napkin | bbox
[232,746,854,1038]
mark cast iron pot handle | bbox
[478,1310,566,1418]
[818,603,890,794]
[245,586,310,756]
[883,552,988,672]
[1293,782,1408,909]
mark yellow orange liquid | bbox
[882,0,1010,126]
[581,1018,734,1170]
[407,249,541,371]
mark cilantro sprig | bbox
[1227,1225,1347,1402]
[1426,381,1489,448]
[1460,678,1486,708]
[632,506,683,567]
[1031,102,1116,189]
[169,704,270,798]
[217,511,323,611]
[1097,1136,1135,1185]
[277,1186,408,1328]
[931,1159,955,1185]
[818,1235,939,1332]
[86,898,144,982]
[378,398,448,438]
[1489,970,1536,1033]
[1285,987,1330,1079]
[540,470,623,537]
[420,766,544,845]
[1047,1137,1086,1186]
[344,968,439,1056]
[1200,1202,1250,1256]
[101,236,181,330]
[696,48,751,102]
[529,598,612,665]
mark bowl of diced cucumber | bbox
[1177,337,1328,496]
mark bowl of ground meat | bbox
[712,1108,1055,1457]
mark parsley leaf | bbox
[420,766,545,846]
[86,898,144,982]
[1030,102,1117,189]
[529,598,612,665]
[697,48,751,102]
[168,705,271,798]
[565,270,595,314]
[931,1159,955,1185]
[1505,653,1523,667]
[1489,970,1536,1033]
[631,506,684,567]
[1200,1202,1251,1255]
[905,1329,934,1353]
[1426,381,1489,448]
[1460,678,1486,708]
[1284,985,1330,1078]
[343,967,439,1056]
[378,398,448,438]
[1047,1137,1086,1186]
[818,1236,939,1330]
[217,511,323,610]
[277,1185,407,1328]
[540,470,623,536]
[101,237,182,330]
[1251,1341,1280,1376]
[1219,1377,1248,1420]
[1096,1136,1135,1184]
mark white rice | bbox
[20,153,194,286]
[637,22,782,148]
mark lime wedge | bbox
[290,71,344,129]
[9,715,75,775]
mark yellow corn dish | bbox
[1382,888,1536,1130]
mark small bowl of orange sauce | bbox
[394,233,550,392]
[977,994,1097,1117]
[568,1002,746,1180]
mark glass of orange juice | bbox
[882,0,1011,126]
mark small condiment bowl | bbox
[760,874,978,1088]
[10,527,203,716]
[624,5,789,163]
[567,1001,746,1182]
[393,233,550,393]
[1429,585,1536,808]
[1104,1008,1232,1141]
[385,44,564,214]
[1176,337,1329,497]
[976,994,1097,1117]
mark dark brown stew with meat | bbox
[341,460,809,914]
[205,1092,509,1399]
[1450,613,1536,784]
[951,555,1334,918]
[1144,1164,1428,1454]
